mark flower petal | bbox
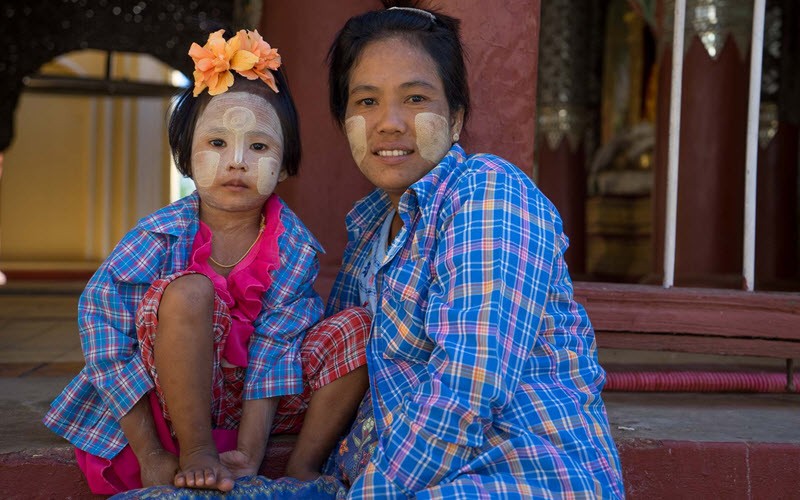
[231,50,259,72]
[208,70,234,95]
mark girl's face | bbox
[191,91,287,214]
[344,36,463,207]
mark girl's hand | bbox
[220,448,260,479]
[139,448,180,487]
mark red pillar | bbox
[756,122,799,290]
[538,141,587,274]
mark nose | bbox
[227,136,248,171]
[226,155,248,171]
[377,102,406,135]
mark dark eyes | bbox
[207,139,268,151]
[354,95,428,107]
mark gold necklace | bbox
[208,215,265,269]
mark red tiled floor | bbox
[0,362,84,377]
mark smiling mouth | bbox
[376,150,412,157]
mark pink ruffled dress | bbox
[187,194,285,368]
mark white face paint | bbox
[192,151,220,187]
[190,92,286,211]
[223,107,257,165]
[257,157,282,195]
[345,115,367,167]
[415,112,451,164]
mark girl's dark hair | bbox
[168,67,301,178]
[327,0,470,127]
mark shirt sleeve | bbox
[364,170,557,494]
[79,229,165,420]
[245,242,324,400]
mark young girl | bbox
[44,29,369,495]
[325,3,624,498]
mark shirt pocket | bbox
[379,257,435,363]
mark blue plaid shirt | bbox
[327,145,624,498]
[44,192,324,459]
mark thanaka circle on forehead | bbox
[223,106,257,165]
[193,92,284,152]
[415,112,451,164]
[345,115,367,167]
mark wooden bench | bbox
[573,282,800,388]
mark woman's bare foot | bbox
[174,448,236,491]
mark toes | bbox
[174,472,187,488]
[202,469,217,487]
[218,476,235,492]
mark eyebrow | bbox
[197,126,279,136]
[198,126,230,134]
[349,80,439,95]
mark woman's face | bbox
[191,91,287,214]
[344,36,463,206]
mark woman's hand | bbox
[139,448,180,487]
[219,448,260,478]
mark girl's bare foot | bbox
[174,448,236,492]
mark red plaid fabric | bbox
[137,271,243,430]
[136,272,370,435]
[273,305,371,433]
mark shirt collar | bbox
[402,143,465,215]
[139,191,199,236]
[346,189,392,238]
[345,144,466,235]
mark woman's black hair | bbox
[327,0,470,128]
[168,67,301,179]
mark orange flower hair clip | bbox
[188,29,282,97]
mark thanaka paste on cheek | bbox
[192,151,220,187]
[345,115,367,167]
[415,112,451,164]
[223,106,257,164]
[257,157,281,195]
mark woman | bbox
[325,3,625,498]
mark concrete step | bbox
[1,373,798,499]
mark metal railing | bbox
[663,0,767,291]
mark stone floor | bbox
[1,280,799,498]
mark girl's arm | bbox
[80,228,165,421]
[246,239,323,401]
[220,397,280,477]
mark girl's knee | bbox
[160,273,215,315]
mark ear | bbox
[450,107,465,138]
[278,167,289,182]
